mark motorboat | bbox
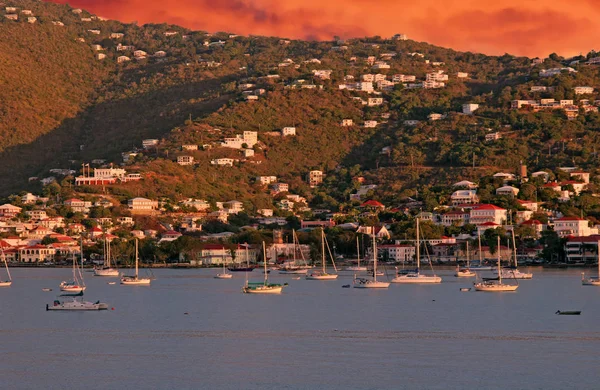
[47,298,108,311]
[582,242,600,286]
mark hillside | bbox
[2,0,600,217]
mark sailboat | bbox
[60,251,86,292]
[242,242,285,294]
[391,218,441,283]
[0,247,12,287]
[215,253,233,279]
[120,239,151,285]
[279,230,311,274]
[474,236,518,292]
[469,228,493,271]
[228,244,254,272]
[353,232,390,288]
[346,236,368,271]
[582,240,600,286]
[306,228,338,280]
[455,241,476,277]
[94,233,120,277]
[493,229,532,279]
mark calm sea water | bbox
[0,267,598,389]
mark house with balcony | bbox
[552,217,598,237]
[450,190,479,206]
[469,204,507,226]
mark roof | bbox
[480,222,499,226]
[361,200,384,207]
[521,219,542,225]
[555,216,585,221]
[566,235,600,243]
[202,244,227,250]
[473,204,506,211]
[517,199,535,204]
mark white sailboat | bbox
[455,241,476,277]
[0,247,12,287]
[94,234,120,277]
[494,229,532,279]
[242,242,285,294]
[474,236,518,292]
[354,233,390,288]
[469,228,494,271]
[346,236,368,271]
[279,230,311,274]
[215,253,233,279]
[60,251,86,292]
[582,240,600,286]
[120,239,151,285]
[306,228,338,280]
[391,218,441,284]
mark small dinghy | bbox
[555,310,581,316]
[460,288,471,292]
[342,284,351,288]
[107,282,116,285]
[42,288,53,292]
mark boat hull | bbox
[279,269,308,274]
[0,280,12,287]
[94,268,120,277]
[214,273,233,279]
[455,269,476,277]
[391,274,442,284]
[46,301,108,311]
[120,277,151,285]
[353,280,390,288]
[242,285,283,294]
[474,283,518,292]
[306,273,338,280]
[345,266,368,271]
[59,284,86,293]
[582,279,600,286]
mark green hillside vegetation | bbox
[3,0,600,224]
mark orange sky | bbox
[47,0,600,57]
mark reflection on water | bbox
[1,268,599,389]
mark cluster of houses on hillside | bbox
[512,98,598,119]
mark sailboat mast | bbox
[321,229,326,273]
[466,241,470,268]
[511,229,518,268]
[357,236,360,268]
[497,236,502,284]
[135,238,139,278]
[416,218,420,270]
[2,248,11,281]
[372,233,377,282]
[263,241,268,285]
[478,228,483,264]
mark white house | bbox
[177,156,194,166]
[128,197,158,211]
[462,103,479,115]
[308,171,323,187]
[553,217,598,237]
[469,204,507,226]
[450,190,479,205]
[496,186,519,197]
[281,127,296,136]
[378,244,415,263]
[574,86,594,95]
[211,158,235,166]
[453,180,478,189]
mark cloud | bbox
[46,0,600,57]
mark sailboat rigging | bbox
[0,247,12,287]
[120,238,151,285]
[391,218,441,283]
[242,242,285,294]
[582,240,600,286]
[353,231,390,288]
[306,228,338,280]
[473,236,518,292]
